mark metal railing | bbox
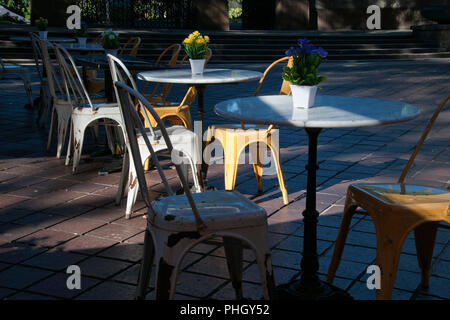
[76,0,193,28]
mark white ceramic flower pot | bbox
[77,37,87,47]
[39,31,48,40]
[105,49,118,57]
[189,58,205,75]
[290,84,318,109]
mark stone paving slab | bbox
[0,59,449,300]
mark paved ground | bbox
[0,58,449,300]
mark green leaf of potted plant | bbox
[182,31,210,75]
[75,21,89,47]
[101,29,121,56]
[35,17,48,40]
[283,39,328,109]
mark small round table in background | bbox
[75,54,160,102]
[59,43,104,53]
[215,94,421,300]
[10,36,76,43]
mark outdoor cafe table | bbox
[214,94,421,299]
[59,42,104,53]
[137,68,263,189]
[10,36,76,43]
[75,54,161,102]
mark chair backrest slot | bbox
[398,94,450,183]
[114,81,206,231]
[108,55,173,196]
[53,44,94,110]
[38,40,65,100]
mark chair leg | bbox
[223,237,244,299]
[71,122,87,174]
[326,198,358,284]
[37,86,49,127]
[372,214,412,300]
[105,125,117,155]
[375,233,403,300]
[153,232,189,300]
[251,143,264,194]
[46,107,57,152]
[56,108,71,159]
[65,124,73,166]
[19,72,33,108]
[243,227,276,300]
[40,87,52,128]
[268,143,288,205]
[414,222,438,288]
[224,140,240,191]
[203,127,216,180]
[136,229,155,300]
[125,161,140,218]
[116,150,129,207]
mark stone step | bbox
[0,28,447,62]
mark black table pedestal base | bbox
[277,279,353,300]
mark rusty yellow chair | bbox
[327,94,450,300]
[140,86,197,131]
[143,48,213,130]
[87,37,141,94]
[140,44,181,105]
[205,57,292,205]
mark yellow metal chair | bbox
[205,57,292,205]
[140,44,181,105]
[87,37,141,94]
[140,86,197,131]
[143,48,213,130]
[327,94,450,300]
[119,37,141,57]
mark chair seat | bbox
[210,123,271,131]
[351,183,450,205]
[71,102,119,116]
[138,125,195,145]
[149,190,267,232]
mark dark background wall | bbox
[31,0,73,26]
[30,0,450,30]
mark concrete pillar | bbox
[192,0,229,30]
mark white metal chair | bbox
[108,54,201,219]
[39,40,73,159]
[114,81,276,300]
[53,44,124,173]
[29,32,50,127]
[0,57,33,108]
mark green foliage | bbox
[102,30,121,49]
[75,22,88,38]
[182,32,209,59]
[229,7,242,20]
[35,17,48,30]
[282,54,328,86]
[0,0,30,20]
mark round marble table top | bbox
[59,43,104,51]
[10,36,76,43]
[215,95,421,128]
[137,68,262,85]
